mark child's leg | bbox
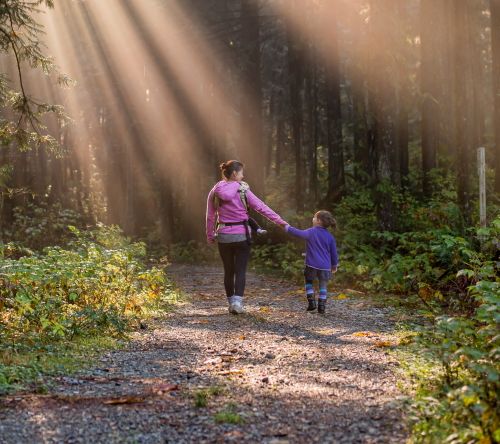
[318,277,328,313]
[318,278,328,301]
[305,279,317,311]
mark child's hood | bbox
[214,180,240,201]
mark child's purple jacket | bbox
[285,225,338,271]
[206,180,286,242]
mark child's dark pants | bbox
[218,241,251,297]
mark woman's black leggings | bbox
[217,241,251,297]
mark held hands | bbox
[331,266,338,273]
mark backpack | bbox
[213,181,250,213]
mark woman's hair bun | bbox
[219,160,244,179]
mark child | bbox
[283,210,338,314]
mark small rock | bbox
[262,376,269,383]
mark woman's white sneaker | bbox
[229,296,244,314]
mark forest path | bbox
[0,264,407,444]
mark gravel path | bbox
[0,264,407,443]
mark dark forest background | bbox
[1,0,499,246]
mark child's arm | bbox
[330,237,339,271]
[285,224,311,240]
[206,187,217,243]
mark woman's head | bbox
[313,210,337,229]
[220,160,244,181]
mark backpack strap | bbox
[238,181,250,213]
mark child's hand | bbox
[331,266,338,273]
[280,223,288,231]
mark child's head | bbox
[220,160,244,181]
[313,210,337,229]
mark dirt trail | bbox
[0,264,407,443]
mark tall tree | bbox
[420,0,440,195]
[240,0,264,196]
[323,1,345,202]
[452,0,472,224]
[286,0,305,212]
[491,0,500,193]
[368,0,397,230]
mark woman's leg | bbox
[233,241,251,297]
[218,242,235,298]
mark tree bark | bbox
[323,1,344,202]
[452,0,472,225]
[240,0,264,197]
[287,0,305,212]
[491,0,500,193]
[420,0,440,195]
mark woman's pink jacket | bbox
[206,180,285,242]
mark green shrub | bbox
[0,224,175,343]
[408,261,499,443]
[2,202,84,250]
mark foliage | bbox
[405,260,499,443]
[168,240,219,264]
[0,224,175,344]
[2,201,84,250]
[251,241,304,281]
[0,0,70,152]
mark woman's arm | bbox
[285,225,311,240]
[206,187,217,243]
[246,189,286,226]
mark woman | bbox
[206,160,287,314]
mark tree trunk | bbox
[323,1,344,202]
[420,0,440,195]
[491,0,500,193]
[452,0,472,225]
[369,0,397,230]
[240,0,264,196]
[287,0,305,212]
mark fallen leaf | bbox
[374,341,395,348]
[335,293,348,300]
[204,357,223,365]
[259,306,271,313]
[152,383,179,395]
[103,396,145,405]
[353,331,377,337]
[219,368,245,375]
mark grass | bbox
[0,289,181,397]
[214,403,245,424]
[0,335,125,396]
[193,385,225,408]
